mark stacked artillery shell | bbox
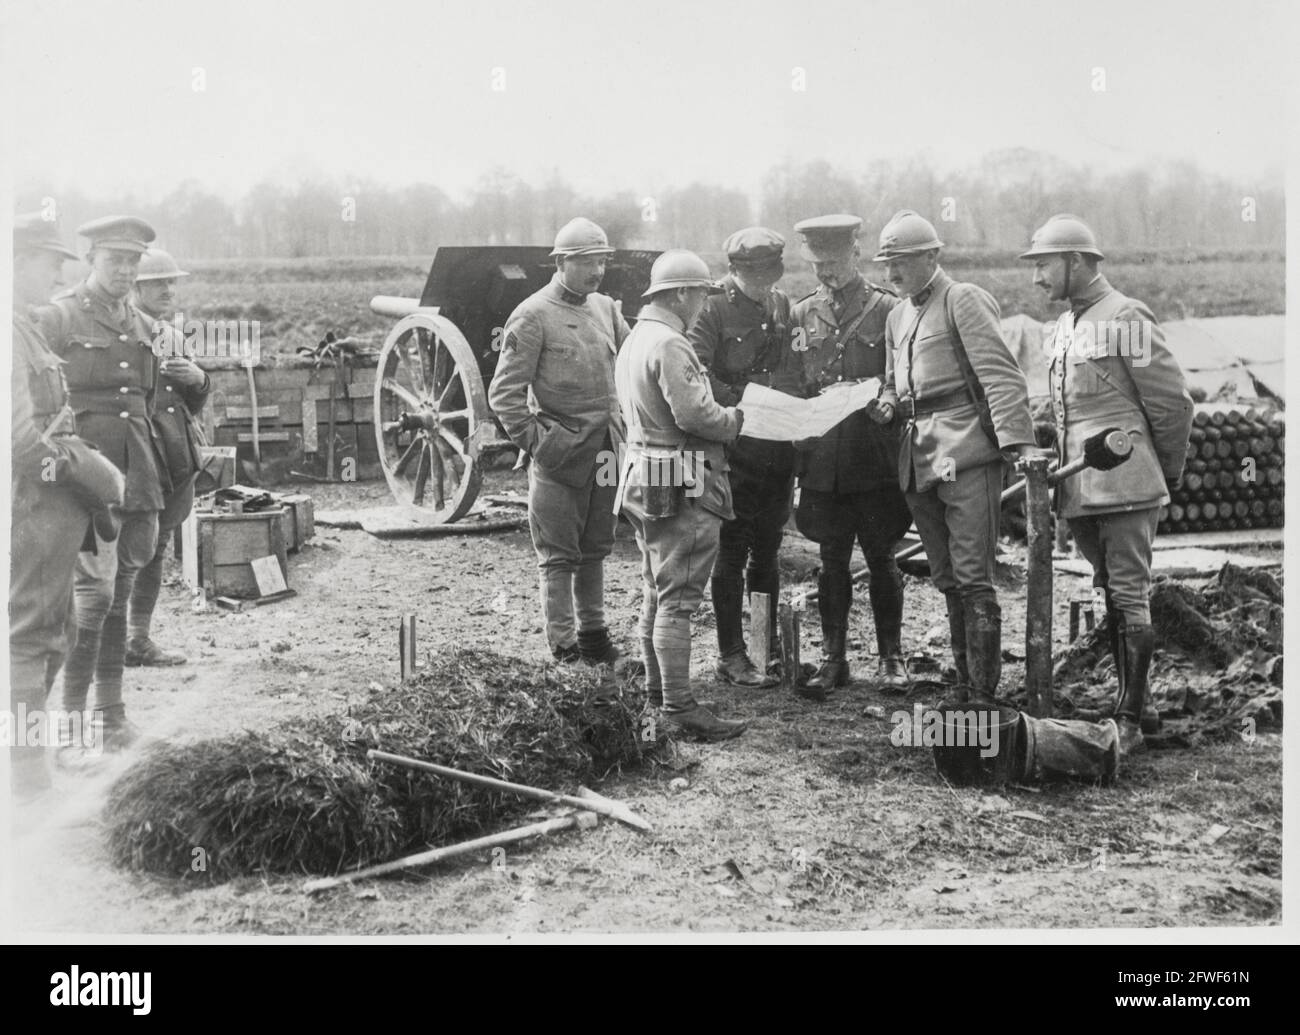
[1157,406,1285,534]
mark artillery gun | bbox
[369,246,659,522]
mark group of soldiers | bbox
[7,203,1193,798]
[11,214,208,799]
[490,210,1192,748]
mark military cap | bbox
[76,215,156,254]
[723,226,785,265]
[136,247,191,281]
[13,212,78,260]
[793,214,862,260]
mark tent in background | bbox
[1002,313,1285,404]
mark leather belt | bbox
[68,390,150,416]
[898,387,971,419]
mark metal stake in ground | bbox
[367,750,654,833]
[400,613,417,680]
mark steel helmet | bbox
[642,250,714,298]
[135,247,191,282]
[1019,214,1105,260]
[871,210,944,262]
[550,217,615,257]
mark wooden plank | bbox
[355,426,380,464]
[215,589,297,612]
[269,514,289,583]
[278,494,315,550]
[236,431,292,443]
[251,555,289,596]
[212,388,304,407]
[181,511,199,591]
[303,380,374,400]
[222,405,281,421]
[199,519,217,597]
[302,398,317,451]
[1153,528,1283,550]
[1057,549,1280,579]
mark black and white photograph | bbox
[1,0,1293,956]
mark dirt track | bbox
[7,472,1282,934]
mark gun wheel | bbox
[373,311,489,523]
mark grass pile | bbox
[105,648,656,883]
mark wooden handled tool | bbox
[367,750,653,833]
[303,807,598,894]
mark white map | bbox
[737,379,882,441]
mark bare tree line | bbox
[21,149,1283,260]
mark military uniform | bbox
[883,259,1035,699]
[34,216,165,745]
[128,312,211,663]
[687,237,797,682]
[10,216,124,793]
[616,292,744,725]
[1048,271,1192,736]
[488,264,629,661]
[792,271,911,687]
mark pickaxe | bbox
[366,750,653,833]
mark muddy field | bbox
[173,253,1286,359]
[8,470,1283,935]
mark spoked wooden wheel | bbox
[373,311,490,523]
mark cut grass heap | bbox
[105,648,655,883]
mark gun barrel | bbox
[370,295,426,319]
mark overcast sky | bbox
[0,0,1291,203]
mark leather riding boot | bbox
[807,567,850,692]
[869,565,907,690]
[963,593,1002,703]
[945,591,970,687]
[1116,622,1155,754]
[710,574,747,660]
[1108,604,1160,734]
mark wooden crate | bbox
[182,507,291,599]
[279,493,315,551]
[195,445,238,492]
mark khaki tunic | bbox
[1047,275,1193,518]
[37,280,166,510]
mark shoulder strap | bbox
[942,284,1000,449]
[1073,295,1157,438]
[43,298,75,349]
[1083,352,1155,436]
[839,287,884,344]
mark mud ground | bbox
[5,472,1283,935]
